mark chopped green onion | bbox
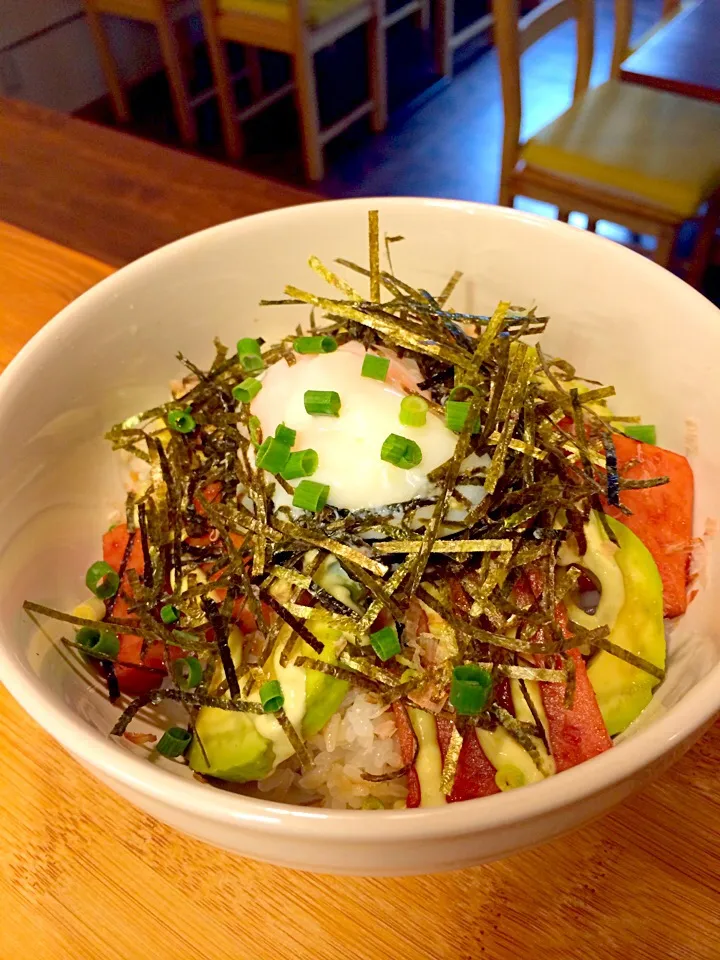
[232,377,262,404]
[248,415,262,447]
[293,479,329,512]
[156,726,192,758]
[450,664,493,715]
[160,603,180,625]
[173,656,203,691]
[168,409,196,434]
[361,353,390,381]
[294,335,338,354]
[85,560,120,599]
[256,437,291,474]
[275,422,297,447]
[361,796,385,810]
[622,424,656,445]
[76,626,120,657]
[399,395,428,427]
[380,433,422,469]
[448,384,478,402]
[445,400,479,434]
[259,679,284,713]
[304,390,341,417]
[281,449,318,480]
[495,765,526,791]
[237,337,264,372]
[370,625,401,661]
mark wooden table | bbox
[1,220,719,960]
[0,97,316,268]
[620,0,720,103]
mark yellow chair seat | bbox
[220,0,364,27]
[521,80,720,219]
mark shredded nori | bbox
[28,209,674,803]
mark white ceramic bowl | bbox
[1,197,719,876]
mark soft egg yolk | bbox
[251,344,457,511]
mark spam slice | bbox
[606,433,693,618]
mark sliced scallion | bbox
[292,479,329,512]
[294,335,338,354]
[304,390,341,417]
[281,448,318,480]
[399,395,428,428]
[380,433,422,469]
[85,560,120,599]
[156,727,192,758]
[361,353,390,381]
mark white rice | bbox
[255,690,408,809]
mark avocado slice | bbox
[187,708,276,782]
[301,613,349,738]
[561,512,666,736]
[187,613,349,783]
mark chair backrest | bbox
[492,0,594,187]
[611,0,682,78]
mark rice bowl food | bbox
[24,211,696,811]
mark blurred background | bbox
[1,0,718,294]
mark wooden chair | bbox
[491,0,720,285]
[611,0,683,79]
[200,0,420,181]
[83,0,206,145]
[434,0,493,77]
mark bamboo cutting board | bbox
[0,221,719,960]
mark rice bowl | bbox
[0,197,719,874]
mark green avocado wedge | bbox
[301,614,350,738]
[187,708,275,782]
[573,513,666,736]
[187,613,348,783]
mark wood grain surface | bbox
[1,222,719,960]
[0,97,316,269]
[620,0,720,104]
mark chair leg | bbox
[417,0,431,32]
[498,181,515,209]
[83,1,130,123]
[368,6,388,133]
[245,46,264,101]
[654,225,677,269]
[686,194,720,289]
[557,208,571,223]
[155,2,196,145]
[293,45,324,181]
[434,0,453,77]
[200,0,243,160]
[587,217,598,233]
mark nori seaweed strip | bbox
[496,665,566,682]
[60,636,166,674]
[437,270,463,308]
[100,660,121,702]
[600,429,621,507]
[568,621,666,681]
[106,528,137,616]
[618,476,670,490]
[202,598,242,700]
[440,724,464,795]
[137,502,154,590]
[519,678,550,753]
[493,705,546,772]
[276,708,313,771]
[295,655,384,691]
[111,689,264,737]
[262,593,324,654]
[22,601,215,651]
[563,653,576,709]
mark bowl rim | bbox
[1,195,719,843]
